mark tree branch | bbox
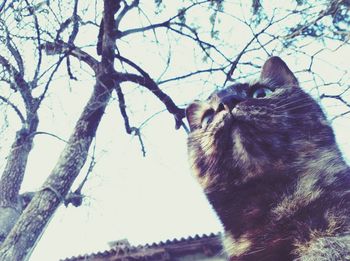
[65,138,96,207]
[0,0,8,13]
[114,84,133,133]
[158,67,225,85]
[36,54,66,110]
[115,71,185,129]
[115,54,185,127]
[33,131,68,143]
[320,93,350,108]
[118,20,170,38]
[3,25,25,78]
[41,41,99,73]
[0,55,33,109]
[24,0,42,86]
[117,0,212,39]
[101,0,121,69]
[223,17,275,86]
[0,96,25,124]
[115,0,139,29]
[331,110,350,121]
[285,0,343,40]
[168,23,230,63]
[68,0,80,44]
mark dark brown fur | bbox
[186,57,350,260]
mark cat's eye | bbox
[201,109,215,129]
[252,87,273,99]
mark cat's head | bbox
[186,57,337,192]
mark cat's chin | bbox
[205,110,232,134]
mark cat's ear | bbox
[260,56,298,87]
[186,102,203,131]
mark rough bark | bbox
[0,124,38,204]
[0,125,38,242]
[0,90,39,242]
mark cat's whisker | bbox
[273,96,314,110]
[274,102,317,113]
[273,91,311,103]
[267,114,311,120]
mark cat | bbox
[186,57,350,260]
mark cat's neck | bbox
[206,147,350,260]
[207,173,296,260]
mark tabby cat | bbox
[186,57,350,260]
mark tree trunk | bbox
[0,116,38,243]
[0,76,114,260]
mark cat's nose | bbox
[218,94,244,112]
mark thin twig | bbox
[72,138,97,196]
[158,67,225,85]
[24,0,42,86]
[115,0,139,29]
[320,93,350,108]
[32,131,68,143]
[223,16,276,86]
[114,84,133,134]
[113,55,185,128]
[0,95,25,124]
[331,110,350,121]
[0,0,8,13]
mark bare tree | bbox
[0,0,349,260]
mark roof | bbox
[60,233,225,261]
